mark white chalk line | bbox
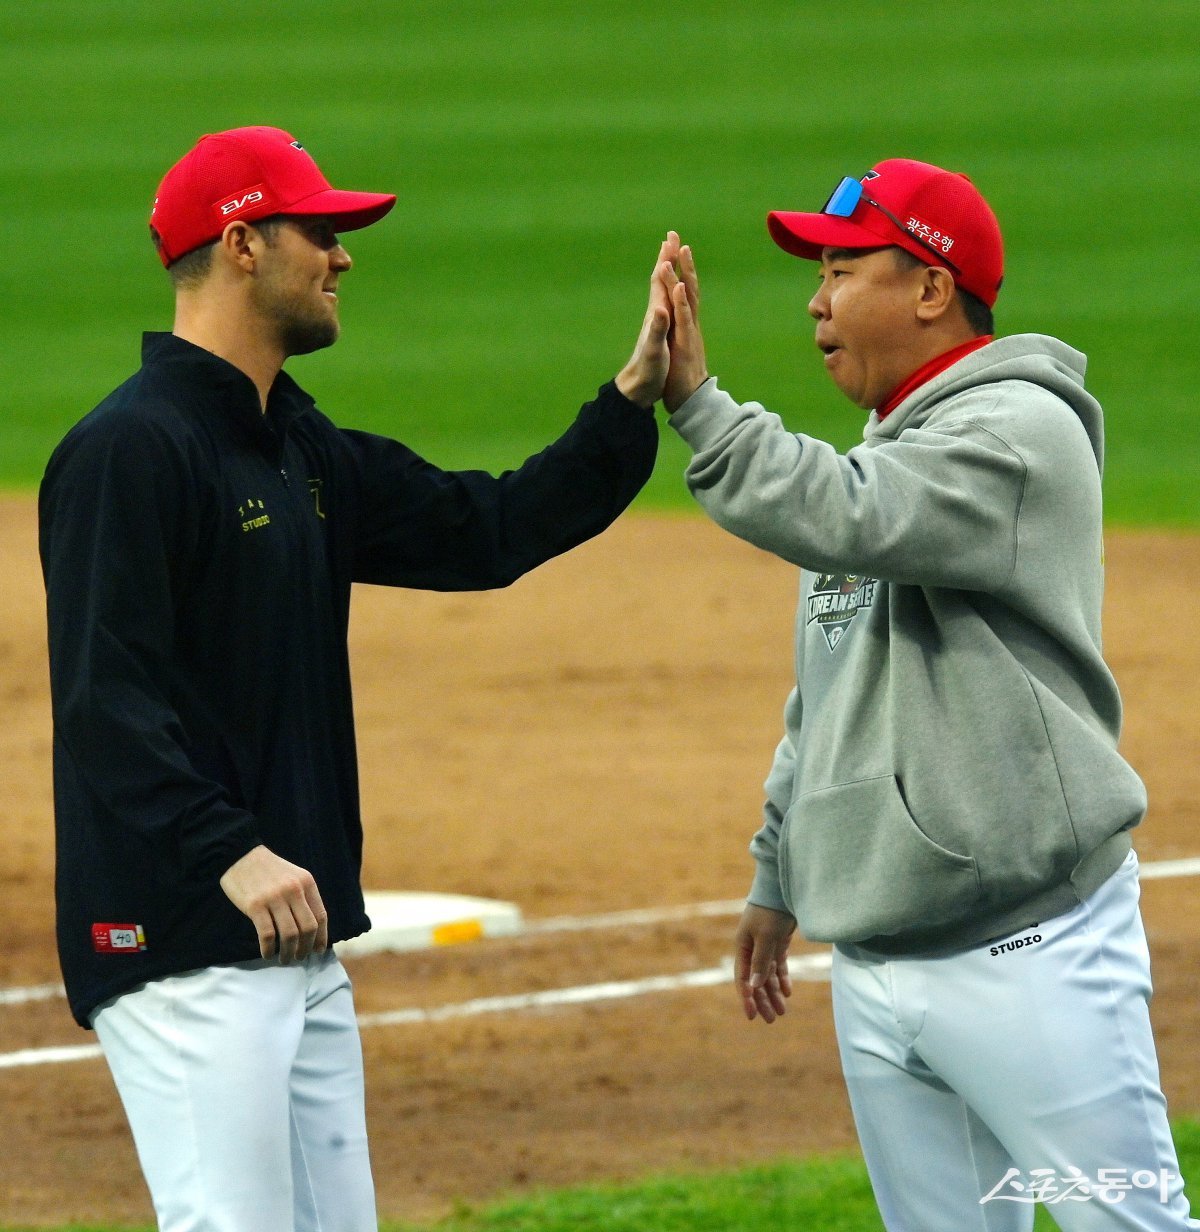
[520,898,747,934]
[3,854,1197,1072]
[0,954,832,1072]
[1135,856,1200,880]
[0,1042,103,1069]
[0,982,64,1008]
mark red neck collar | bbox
[877,335,993,420]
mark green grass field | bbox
[1,3,1198,1229]
[6,1120,1199,1231]
[1,1,1197,520]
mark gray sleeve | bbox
[747,688,801,914]
[669,378,1026,590]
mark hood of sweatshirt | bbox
[865,333,1104,476]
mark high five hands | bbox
[616,232,710,412]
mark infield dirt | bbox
[0,497,1196,1225]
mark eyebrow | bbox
[822,246,891,263]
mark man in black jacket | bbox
[39,125,673,1231]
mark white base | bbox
[335,892,524,959]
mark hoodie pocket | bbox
[779,774,980,943]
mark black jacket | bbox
[40,332,657,1027]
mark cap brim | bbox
[767,210,892,261]
[283,188,396,232]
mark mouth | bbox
[818,342,842,363]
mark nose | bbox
[808,279,828,321]
[331,243,352,272]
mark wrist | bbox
[664,370,711,415]
[615,364,658,410]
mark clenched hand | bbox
[220,844,329,964]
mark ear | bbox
[215,220,263,274]
[914,266,958,323]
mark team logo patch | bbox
[238,498,271,533]
[214,183,269,220]
[806,574,878,652]
[92,923,147,954]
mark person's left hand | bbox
[615,232,681,408]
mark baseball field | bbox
[1,2,1198,1228]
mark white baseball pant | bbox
[832,851,1198,1231]
[92,949,376,1232]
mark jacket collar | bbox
[140,331,314,442]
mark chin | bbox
[827,376,865,409]
[282,319,340,357]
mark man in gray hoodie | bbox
[652,160,1197,1230]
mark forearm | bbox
[350,381,657,589]
[669,378,1024,588]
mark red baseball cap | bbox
[149,126,396,266]
[767,159,1004,307]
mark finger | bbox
[776,952,793,999]
[278,869,321,962]
[649,261,673,316]
[680,245,699,313]
[291,892,322,961]
[651,236,679,292]
[747,939,784,1022]
[760,964,791,1020]
[754,994,778,1024]
[752,971,780,1024]
[733,938,758,1021]
[273,901,300,964]
[252,907,278,961]
[762,970,788,1018]
[671,279,694,331]
[307,883,330,955]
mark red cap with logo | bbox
[149,126,396,266]
[767,158,1004,307]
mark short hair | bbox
[153,216,290,290]
[891,247,994,336]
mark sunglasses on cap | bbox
[823,176,962,275]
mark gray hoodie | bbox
[669,334,1146,955]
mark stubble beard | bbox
[254,277,340,358]
[274,298,340,357]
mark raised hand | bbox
[615,232,681,408]
[663,242,709,413]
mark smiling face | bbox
[808,247,950,410]
[249,216,352,357]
